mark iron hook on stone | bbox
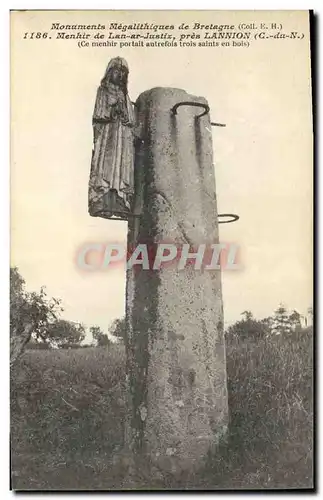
[171,102,238,224]
[218,214,240,224]
[171,101,226,126]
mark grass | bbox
[10,328,313,490]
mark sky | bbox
[11,10,313,337]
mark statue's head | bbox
[101,57,129,90]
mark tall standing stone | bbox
[125,87,228,474]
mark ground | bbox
[10,329,313,491]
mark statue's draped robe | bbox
[89,82,135,219]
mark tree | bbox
[46,319,86,348]
[241,310,253,321]
[90,325,111,347]
[109,317,127,342]
[10,267,62,365]
[289,309,302,330]
[272,304,292,335]
[261,316,273,331]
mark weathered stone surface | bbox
[125,87,228,473]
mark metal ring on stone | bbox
[218,214,240,224]
[171,101,210,118]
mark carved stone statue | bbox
[88,57,135,220]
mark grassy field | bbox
[10,329,313,490]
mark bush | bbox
[226,317,270,343]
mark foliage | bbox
[226,315,270,342]
[226,306,308,341]
[90,325,111,347]
[10,267,62,364]
[109,317,127,342]
[289,310,302,330]
[45,319,86,348]
[271,303,292,334]
[240,310,253,321]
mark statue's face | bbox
[110,66,128,86]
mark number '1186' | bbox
[23,32,49,39]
